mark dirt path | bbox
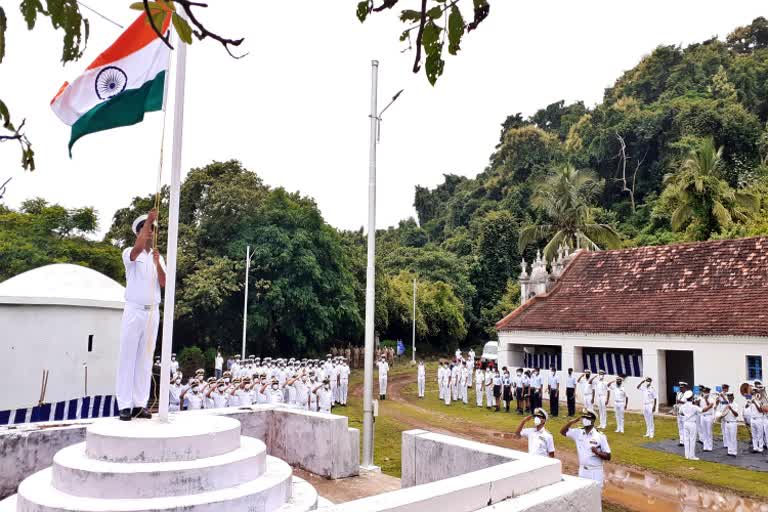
[353,374,766,512]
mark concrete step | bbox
[16,456,293,512]
[274,477,319,512]
[52,436,267,499]
[0,495,16,512]
[85,415,241,463]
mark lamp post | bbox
[412,278,416,363]
[241,245,254,361]
[362,60,403,469]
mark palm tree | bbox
[518,164,621,260]
[663,138,759,240]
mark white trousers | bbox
[417,377,425,397]
[438,380,444,399]
[724,422,738,455]
[643,404,655,437]
[460,382,468,403]
[701,415,714,451]
[677,414,685,444]
[475,384,483,406]
[485,386,494,406]
[116,304,159,411]
[452,380,459,400]
[751,417,765,452]
[340,380,349,405]
[596,396,607,427]
[332,383,338,403]
[614,403,625,432]
[683,422,698,459]
[443,384,451,405]
[578,467,604,489]
[583,394,593,413]
[379,376,387,396]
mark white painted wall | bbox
[498,330,768,413]
[0,304,122,410]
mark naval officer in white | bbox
[117,209,166,421]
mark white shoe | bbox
[643,434,649,437]
[690,457,700,461]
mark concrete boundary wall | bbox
[326,430,600,512]
[0,405,359,499]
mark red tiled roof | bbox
[496,237,768,337]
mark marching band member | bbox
[674,382,689,446]
[719,391,740,456]
[697,386,715,452]
[680,389,712,460]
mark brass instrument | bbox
[740,382,768,413]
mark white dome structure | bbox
[0,263,124,309]
[0,264,125,411]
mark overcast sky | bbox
[1,1,765,237]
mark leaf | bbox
[151,10,168,33]
[427,7,442,19]
[172,13,193,44]
[129,2,145,10]
[356,1,370,22]
[0,7,6,63]
[399,29,409,42]
[447,5,464,55]
[400,9,421,22]
[19,0,43,30]
[0,98,11,129]
[422,21,444,85]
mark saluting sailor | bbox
[560,411,611,489]
[117,209,166,421]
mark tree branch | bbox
[372,0,400,12]
[614,133,635,211]
[412,0,428,73]
[174,0,247,59]
[143,0,174,50]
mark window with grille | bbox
[747,355,763,381]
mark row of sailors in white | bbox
[511,408,611,489]
[164,355,353,406]
[168,368,336,413]
[575,370,631,432]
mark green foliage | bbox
[178,346,204,377]
[0,199,122,283]
[480,279,520,338]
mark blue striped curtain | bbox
[0,395,120,427]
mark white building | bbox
[0,264,124,411]
[496,237,768,411]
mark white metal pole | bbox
[241,245,251,362]
[412,278,416,363]
[362,60,379,469]
[158,27,188,423]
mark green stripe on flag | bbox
[68,70,166,155]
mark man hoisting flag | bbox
[51,13,171,154]
[50,12,173,421]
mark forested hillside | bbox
[387,17,768,341]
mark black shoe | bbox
[132,407,152,419]
[119,408,132,421]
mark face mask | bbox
[218,386,225,392]
[517,372,522,376]
[324,384,331,390]
[582,419,592,427]
[533,417,542,426]
[272,384,279,390]
[175,379,181,385]
[224,378,230,383]
[600,376,605,381]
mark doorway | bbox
[664,350,694,405]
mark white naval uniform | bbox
[580,377,594,412]
[484,372,495,407]
[640,384,657,437]
[417,364,426,398]
[611,384,627,433]
[475,369,485,407]
[186,391,203,410]
[699,395,715,451]
[566,427,611,488]
[679,402,702,459]
[169,383,182,411]
[339,365,350,405]
[377,360,389,397]
[593,379,608,428]
[116,247,165,411]
[316,387,333,414]
[521,427,555,457]
[721,402,739,455]
[675,391,686,445]
[460,367,469,404]
[440,368,451,405]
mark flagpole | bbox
[158,22,188,424]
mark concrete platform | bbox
[52,437,267,498]
[85,415,241,463]
[15,456,293,512]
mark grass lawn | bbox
[334,361,767,501]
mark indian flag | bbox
[51,13,171,155]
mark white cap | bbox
[132,214,148,234]
[683,390,693,400]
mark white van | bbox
[480,341,499,362]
